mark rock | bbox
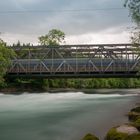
[128,106,140,132]
[128,106,140,121]
[133,117,140,131]
[82,133,99,140]
[131,107,140,113]
[125,134,140,140]
[128,112,140,121]
[105,125,140,140]
[105,127,128,140]
[116,124,139,135]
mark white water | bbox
[0,89,140,140]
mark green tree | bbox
[125,0,140,44]
[124,0,140,25]
[39,29,65,46]
[0,39,15,87]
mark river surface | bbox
[0,89,140,140]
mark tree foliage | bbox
[39,29,65,46]
[0,39,15,86]
[7,78,140,91]
[130,27,140,44]
[124,0,140,25]
[125,0,140,44]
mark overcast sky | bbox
[0,0,133,44]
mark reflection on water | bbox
[0,89,140,140]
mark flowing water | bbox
[0,89,140,140]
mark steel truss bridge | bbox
[7,44,140,78]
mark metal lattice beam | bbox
[7,44,140,78]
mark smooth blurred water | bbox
[0,89,140,140]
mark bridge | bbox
[7,44,140,78]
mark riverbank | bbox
[1,77,140,94]
[1,87,140,95]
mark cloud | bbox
[1,32,38,45]
[0,0,132,44]
[1,26,130,45]
[66,30,130,45]
[14,0,38,4]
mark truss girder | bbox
[8,44,140,77]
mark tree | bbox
[0,39,15,86]
[124,0,140,25]
[39,29,65,46]
[124,0,140,44]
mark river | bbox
[0,89,140,140]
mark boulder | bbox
[128,112,140,121]
[133,117,140,131]
[82,133,99,140]
[105,124,140,140]
[116,124,139,135]
[131,107,140,113]
[125,134,140,140]
[128,106,140,121]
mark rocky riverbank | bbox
[82,105,140,140]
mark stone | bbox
[128,112,140,121]
[116,124,139,135]
[105,125,140,140]
[82,133,99,140]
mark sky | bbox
[0,0,134,45]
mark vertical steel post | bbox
[101,46,103,72]
[28,48,31,74]
[51,47,54,74]
[125,45,128,72]
[76,46,78,74]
